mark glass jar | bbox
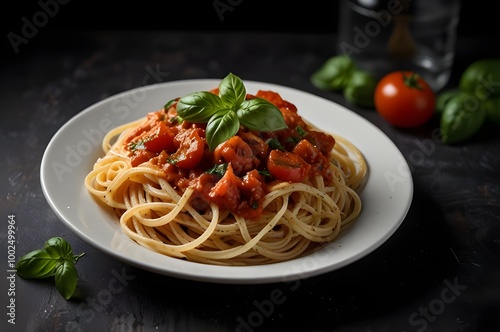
[337,0,461,91]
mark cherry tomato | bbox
[374,71,436,128]
[292,139,330,180]
[267,150,310,183]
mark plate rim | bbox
[40,78,413,284]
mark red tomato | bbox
[143,121,175,153]
[128,120,175,167]
[213,136,254,176]
[255,90,298,112]
[292,139,330,180]
[374,71,436,128]
[267,150,310,183]
[170,128,204,169]
[131,150,156,167]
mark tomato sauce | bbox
[124,90,336,219]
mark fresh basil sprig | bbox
[16,237,85,300]
[176,73,288,151]
[206,163,228,176]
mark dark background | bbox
[0,0,495,59]
[0,0,487,33]
[1,1,500,332]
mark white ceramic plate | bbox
[40,79,413,284]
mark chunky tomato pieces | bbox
[127,113,176,167]
[123,89,336,219]
[169,128,205,169]
[267,150,310,182]
[143,122,175,153]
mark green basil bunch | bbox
[16,237,85,300]
[311,55,355,91]
[440,94,486,144]
[310,55,376,108]
[175,72,287,151]
[437,58,500,143]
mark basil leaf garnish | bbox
[177,91,225,122]
[219,72,247,107]
[266,138,286,151]
[173,72,288,151]
[163,98,177,110]
[237,99,288,132]
[296,125,308,137]
[206,111,240,151]
[206,163,228,176]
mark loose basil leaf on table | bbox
[441,93,487,144]
[16,237,85,300]
[311,55,356,91]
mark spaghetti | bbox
[85,87,367,266]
